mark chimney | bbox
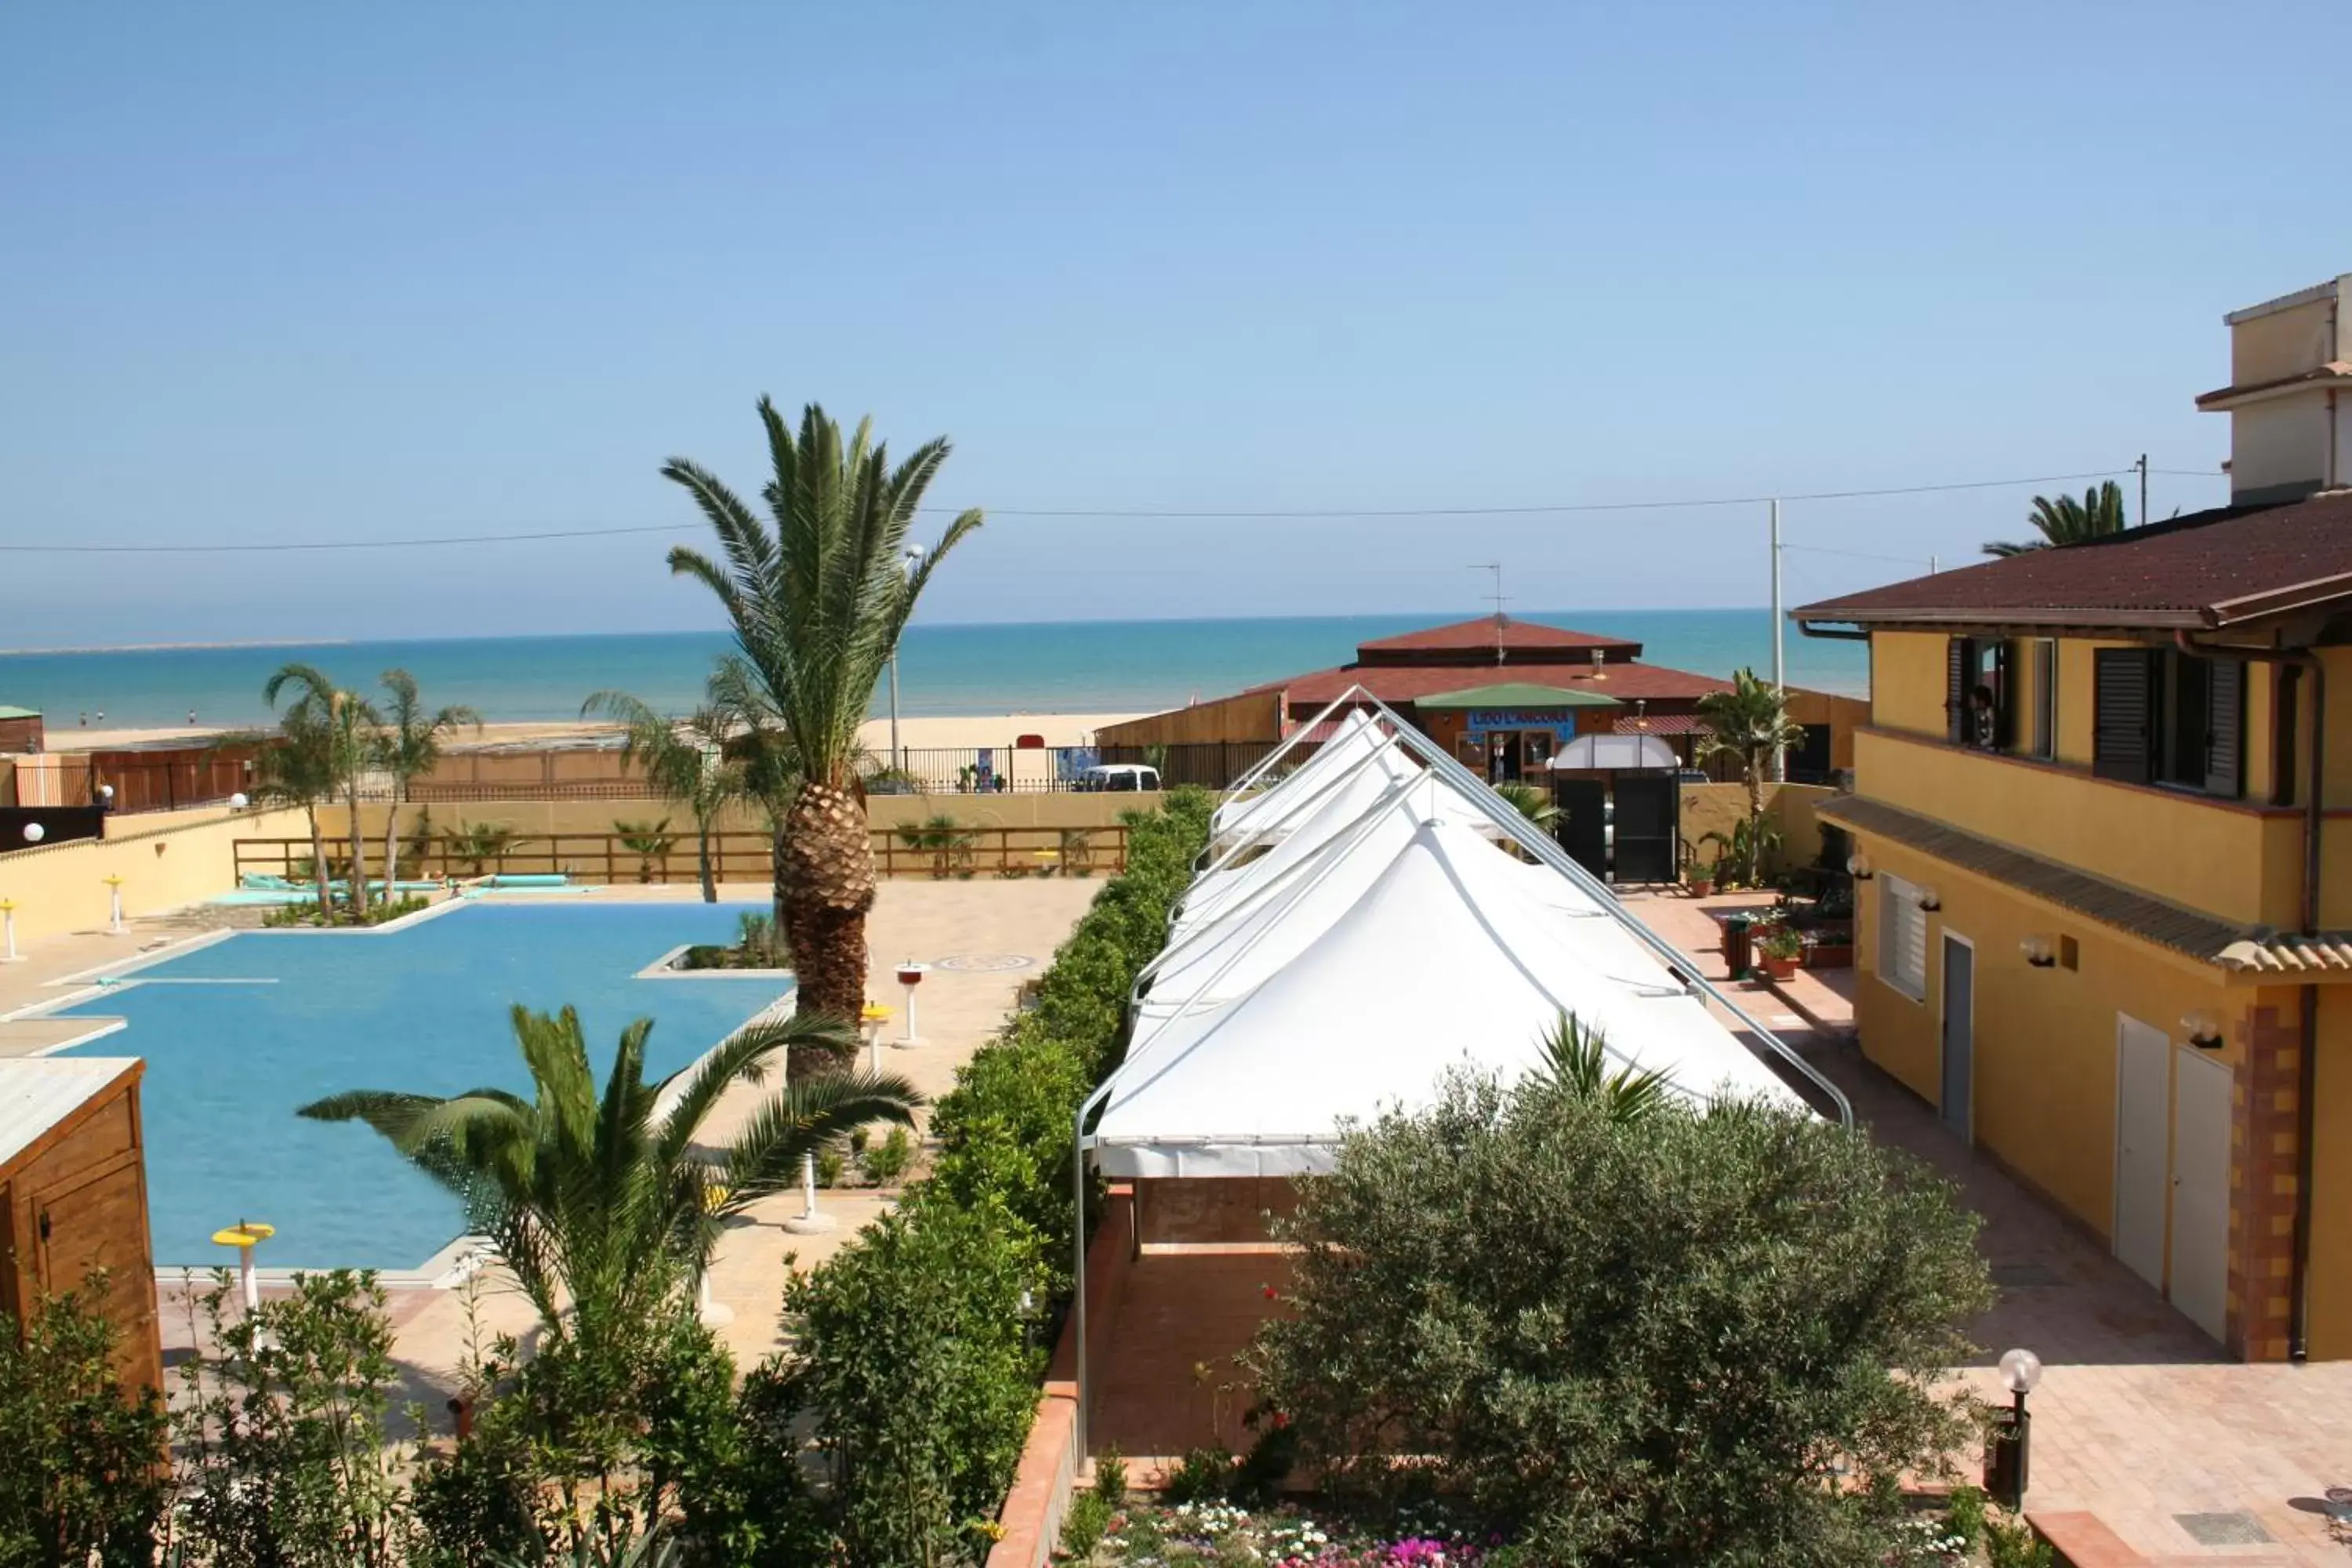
[2197,274,2352,503]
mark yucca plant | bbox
[298,1006,920,1350]
[663,397,982,1031]
[1537,1011,1672,1124]
[612,817,679,884]
[1493,779,1560,832]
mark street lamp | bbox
[888,545,924,772]
[1987,1346,2042,1510]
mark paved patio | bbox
[1625,889,2352,1566]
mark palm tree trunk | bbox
[383,793,403,895]
[308,808,333,923]
[347,780,371,916]
[770,822,788,934]
[696,817,716,903]
[781,780,872,1065]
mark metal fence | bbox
[879,741,1279,795]
[230,824,1129,885]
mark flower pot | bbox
[1687,877,1715,898]
[1761,955,1800,982]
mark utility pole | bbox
[1770,499,1787,783]
[1929,554,1940,575]
[2135,453,2149,528]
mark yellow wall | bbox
[2313,989,2352,1360]
[0,805,313,947]
[1850,833,2247,1247]
[1852,729,2303,927]
[1096,690,1283,746]
[1677,783,1831,878]
[1871,632,1947,734]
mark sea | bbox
[0,610,1865,729]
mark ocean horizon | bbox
[0,609,1866,729]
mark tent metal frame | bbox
[1069,684,1853,1455]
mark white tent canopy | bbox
[1211,710,1388,838]
[1551,733,1679,771]
[1094,818,1806,1178]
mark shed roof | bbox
[1791,489,2352,630]
[1269,659,1731,707]
[1356,615,1642,654]
[1411,681,1624,710]
[0,1058,140,1169]
[0,706,40,720]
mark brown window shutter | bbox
[1947,638,1968,743]
[2092,648,2154,783]
[2205,659,2244,798]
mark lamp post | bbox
[0,899,18,964]
[888,544,924,772]
[861,1002,892,1075]
[103,875,125,934]
[782,1152,837,1235]
[1987,1346,2042,1511]
[696,1183,735,1327]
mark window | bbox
[1945,637,2012,752]
[2029,639,2056,760]
[2092,648,2242,797]
[1878,873,1928,1000]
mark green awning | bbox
[0,706,40,720]
[1410,682,1622,710]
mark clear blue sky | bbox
[3,2,2346,648]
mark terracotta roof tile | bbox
[1791,489,2352,629]
[1355,615,1641,652]
[1274,659,1733,706]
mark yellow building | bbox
[1793,272,2352,1363]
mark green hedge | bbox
[775,787,1214,1563]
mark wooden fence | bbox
[230,824,1129,886]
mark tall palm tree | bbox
[1696,667,1805,885]
[376,670,481,893]
[241,712,341,923]
[297,1005,919,1345]
[662,397,982,1029]
[1981,480,2128,557]
[264,664,380,916]
[582,689,744,902]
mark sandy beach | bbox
[54,711,1149,754]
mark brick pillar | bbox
[2227,1003,2302,1361]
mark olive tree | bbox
[1247,1073,1992,1566]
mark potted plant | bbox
[1687,858,1717,898]
[1755,920,1803,982]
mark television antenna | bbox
[1468,561,1510,665]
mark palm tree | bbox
[264,664,380,916]
[443,820,517,877]
[241,712,341,923]
[613,817,680,884]
[895,813,975,878]
[297,1005,919,1346]
[662,397,982,1029]
[375,670,481,892]
[582,690,743,902]
[1492,781,1559,833]
[1982,481,2128,557]
[1537,1011,1672,1124]
[1696,668,1805,887]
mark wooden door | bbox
[32,1152,162,1391]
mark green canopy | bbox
[1410,682,1621,710]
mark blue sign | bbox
[1464,710,1581,740]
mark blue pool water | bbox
[56,903,790,1269]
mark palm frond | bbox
[713,1069,922,1214]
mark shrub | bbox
[0,1273,168,1568]
[779,1198,1046,1566]
[1056,1488,1112,1559]
[167,1269,417,1566]
[862,1126,915,1187]
[1248,1073,1993,1567]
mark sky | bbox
[3,2,2349,648]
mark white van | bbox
[1076,764,1161,793]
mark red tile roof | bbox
[1355,615,1642,654]
[1274,659,1732,707]
[1791,490,2352,630]
[1611,712,1708,735]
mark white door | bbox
[2170,1050,2232,1341]
[2113,1014,2170,1290]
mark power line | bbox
[0,465,2219,555]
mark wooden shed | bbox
[0,1058,162,1392]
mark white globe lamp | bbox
[229,792,250,811]
[21,822,43,844]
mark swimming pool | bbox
[54,902,791,1269]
